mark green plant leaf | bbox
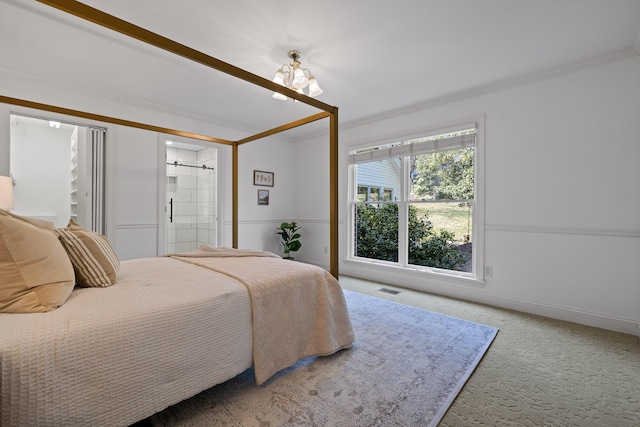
[289,241,302,252]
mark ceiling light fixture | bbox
[272,50,323,101]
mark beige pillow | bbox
[0,210,75,313]
[2,210,56,231]
[55,219,120,287]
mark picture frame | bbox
[253,170,274,187]
[257,189,269,205]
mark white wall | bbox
[235,137,297,255]
[301,54,639,335]
[291,130,332,269]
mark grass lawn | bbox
[411,202,472,243]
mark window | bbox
[357,185,395,202]
[348,121,483,280]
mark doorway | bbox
[9,114,105,231]
[165,139,218,253]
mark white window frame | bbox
[347,116,485,283]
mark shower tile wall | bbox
[197,147,217,247]
[166,146,217,253]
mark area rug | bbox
[150,289,498,427]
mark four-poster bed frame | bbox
[2,0,340,277]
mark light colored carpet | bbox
[150,288,498,426]
[339,276,640,427]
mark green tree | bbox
[412,148,474,200]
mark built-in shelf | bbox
[70,135,79,222]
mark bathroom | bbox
[165,140,218,253]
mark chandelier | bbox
[272,50,323,100]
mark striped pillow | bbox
[56,221,120,287]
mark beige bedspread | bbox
[170,246,355,385]
[1,256,255,427]
[1,249,355,426]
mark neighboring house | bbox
[356,159,401,201]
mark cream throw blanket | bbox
[169,246,355,385]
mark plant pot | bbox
[283,256,295,260]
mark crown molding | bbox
[296,48,639,143]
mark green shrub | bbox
[355,204,399,262]
[355,204,465,270]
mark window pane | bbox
[357,185,368,202]
[354,203,398,262]
[408,202,472,272]
[383,188,393,201]
[355,158,402,203]
[410,148,474,201]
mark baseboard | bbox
[471,293,640,337]
[341,266,639,337]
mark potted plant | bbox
[277,221,301,259]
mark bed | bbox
[0,211,355,427]
[2,3,347,425]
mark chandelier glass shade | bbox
[272,50,323,100]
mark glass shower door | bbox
[165,143,218,254]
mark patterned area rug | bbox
[150,289,498,427]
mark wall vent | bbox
[378,288,400,295]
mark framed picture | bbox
[253,170,274,187]
[258,189,269,205]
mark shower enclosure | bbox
[165,142,218,253]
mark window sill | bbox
[342,258,486,287]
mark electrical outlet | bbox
[484,265,493,278]
[324,246,328,254]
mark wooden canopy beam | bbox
[231,109,339,278]
[236,111,331,146]
[36,0,335,113]
[32,0,341,278]
[329,110,339,278]
[0,95,233,145]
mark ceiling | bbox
[1,0,640,141]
